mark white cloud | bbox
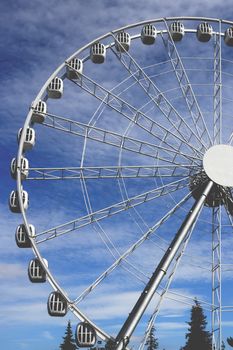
[42,330,54,340]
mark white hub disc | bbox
[203,144,233,187]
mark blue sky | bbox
[2,1,233,350]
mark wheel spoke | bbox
[35,177,189,243]
[74,190,192,304]
[109,33,207,154]
[66,64,204,161]
[42,112,201,165]
[161,19,212,148]
[27,164,198,180]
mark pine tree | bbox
[181,299,212,350]
[60,320,78,350]
[145,326,159,350]
[105,339,115,350]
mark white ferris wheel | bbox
[10,16,233,350]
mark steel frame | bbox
[35,177,189,243]
[212,206,222,350]
[15,16,233,349]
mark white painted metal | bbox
[28,258,48,283]
[197,22,213,42]
[114,181,214,350]
[47,291,67,317]
[47,77,63,98]
[35,177,189,243]
[169,21,185,41]
[11,157,29,180]
[31,100,47,123]
[14,17,233,349]
[15,224,35,248]
[90,42,106,63]
[141,24,157,45]
[203,145,233,187]
[76,323,97,347]
[115,32,131,52]
[66,58,83,79]
[9,189,29,213]
[17,127,35,151]
[224,27,233,46]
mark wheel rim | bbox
[14,17,233,350]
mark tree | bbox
[227,337,233,347]
[221,340,226,350]
[145,326,159,350]
[105,339,115,350]
[60,320,78,350]
[181,299,212,350]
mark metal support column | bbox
[211,21,223,350]
[212,206,222,350]
[114,181,214,350]
[213,22,222,145]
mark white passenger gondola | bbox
[31,100,47,123]
[197,22,213,42]
[47,77,63,99]
[10,157,29,180]
[47,291,67,317]
[28,258,48,283]
[169,21,185,41]
[66,58,83,79]
[75,322,97,348]
[17,127,36,151]
[9,189,29,213]
[15,224,35,248]
[141,24,157,45]
[90,43,106,64]
[224,27,233,46]
[115,32,131,52]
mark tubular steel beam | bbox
[114,180,214,350]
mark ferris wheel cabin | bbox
[47,77,63,99]
[224,27,233,46]
[15,224,35,248]
[141,24,157,45]
[28,258,48,283]
[10,157,29,180]
[66,58,83,79]
[197,22,213,42]
[75,322,97,348]
[31,100,47,124]
[90,43,106,64]
[47,291,68,317]
[18,127,36,151]
[115,32,131,52]
[9,190,29,213]
[169,21,185,41]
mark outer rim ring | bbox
[16,16,232,342]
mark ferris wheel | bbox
[10,16,233,350]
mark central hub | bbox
[189,144,233,211]
[203,144,233,187]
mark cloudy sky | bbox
[2,1,233,350]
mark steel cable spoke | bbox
[108,33,207,155]
[161,19,212,148]
[67,64,203,161]
[74,190,192,304]
[35,177,190,243]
